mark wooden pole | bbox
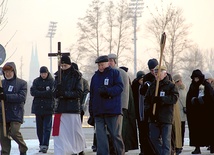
[0,77,7,137]
[153,32,166,115]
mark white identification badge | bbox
[160,91,165,97]
[8,85,13,92]
[104,78,109,85]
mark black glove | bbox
[37,86,45,91]
[98,86,110,99]
[56,91,64,98]
[0,94,6,101]
[87,116,95,126]
[191,97,198,104]
[183,107,187,114]
[0,87,3,93]
[150,114,157,122]
[153,96,163,104]
[198,96,204,104]
[56,84,64,91]
[55,84,65,97]
[140,81,151,95]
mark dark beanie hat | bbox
[191,69,204,79]
[40,66,48,73]
[148,58,158,70]
[95,55,109,63]
[61,55,71,65]
[136,71,145,79]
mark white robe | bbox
[53,114,86,155]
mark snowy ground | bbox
[6,138,214,155]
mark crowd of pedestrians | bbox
[0,55,214,155]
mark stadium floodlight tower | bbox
[128,0,143,75]
[46,21,57,75]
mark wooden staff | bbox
[0,77,7,137]
[153,32,166,115]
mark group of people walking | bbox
[0,57,88,155]
[131,58,214,155]
[0,54,214,155]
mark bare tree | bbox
[0,0,8,31]
[203,48,214,75]
[74,0,134,77]
[180,45,204,78]
[18,56,24,79]
[0,0,18,63]
[145,2,192,74]
[114,0,132,66]
[103,1,115,54]
[77,0,104,58]
[103,0,133,66]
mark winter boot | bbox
[41,145,48,153]
[191,147,201,154]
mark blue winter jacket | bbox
[89,66,123,116]
[0,62,27,124]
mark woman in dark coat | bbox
[186,69,214,154]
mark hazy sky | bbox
[0,0,214,80]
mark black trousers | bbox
[181,121,186,147]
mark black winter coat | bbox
[186,79,214,146]
[30,73,55,115]
[144,76,178,124]
[131,78,141,120]
[54,67,83,114]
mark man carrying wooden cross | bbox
[52,55,86,155]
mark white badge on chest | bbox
[104,78,109,85]
[160,91,165,97]
[8,85,14,92]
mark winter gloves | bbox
[98,86,111,99]
[191,97,204,105]
[153,96,164,105]
[55,84,65,98]
[140,81,151,96]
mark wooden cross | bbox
[48,42,70,84]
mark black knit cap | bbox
[95,55,108,63]
[136,71,145,79]
[61,55,71,65]
[148,58,158,70]
[40,66,48,73]
[191,69,204,79]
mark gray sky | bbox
[0,0,213,80]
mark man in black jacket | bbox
[30,66,54,153]
[144,65,178,155]
[52,55,86,155]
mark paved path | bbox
[3,127,213,155]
